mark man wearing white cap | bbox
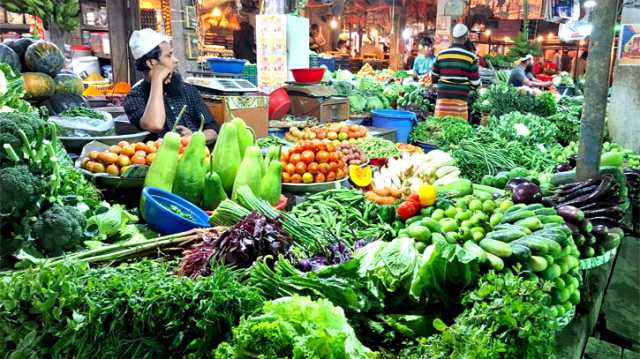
[124,29,219,142]
[508,54,552,89]
[430,23,480,121]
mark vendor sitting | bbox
[124,29,219,143]
[508,54,552,90]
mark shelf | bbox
[0,23,29,31]
[81,24,109,31]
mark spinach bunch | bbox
[402,269,559,359]
[0,260,264,358]
[410,116,474,150]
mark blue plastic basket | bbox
[371,109,417,144]
[318,57,336,72]
[414,142,438,153]
[207,58,246,74]
[142,187,210,235]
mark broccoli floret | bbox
[0,165,45,214]
[32,204,86,256]
[0,111,46,161]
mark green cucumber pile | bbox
[399,198,580,317]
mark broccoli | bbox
[0,111,46,161]
[0,165,45,214]
[32,204,86,256]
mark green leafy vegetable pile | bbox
[0,63,31,112]
[410,116,474,150]
[59,106,104,120]
[403,269,559,359]
[215,296,375,358]
[358,136,401,159]
[488,112,558,147]
[0,260,265,358]
[474,83,558,119]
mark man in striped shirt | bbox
[431,24,481,121]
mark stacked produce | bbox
[397,84,434,120]
[543,174,626,258]
[280,140,347,184]
[358,136,401,159]
[372,150,461,196]
[0,63,31,112]
[337,143,368,165]
[0,0,81,31]
[409,116,474,150]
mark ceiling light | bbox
[212,7,222,17]
[330,18,338,29]
[402,28,412,41]
[485,29,491,36]
[537,36,543,42]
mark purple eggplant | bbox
[556,205,585,223]
[511,181,541,204]
[554,163,573,173]
[567,154,578,167]
[505,177,532,192]
[591,225,609,241]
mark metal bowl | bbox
[281,177,349,195]
[60,131,150,154]
[79,168,146,189]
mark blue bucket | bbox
[268,128,287,138]
[371,109,417,144]
[414,142,438,153]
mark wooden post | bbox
[523,0,529,38]
[389,5,406,70]
[575,0,618,181]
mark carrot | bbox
[373,187,390,197]
[380,196,396,205]
[388,187,401,198]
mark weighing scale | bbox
[186,76,259,94]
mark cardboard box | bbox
[203,95,269,138]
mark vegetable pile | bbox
[280,140,348,184]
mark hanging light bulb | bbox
[370,28,378,38]
[330,18,338,29]
[212,7,222,17]
[402,28,412,41]
[537,35,543,42]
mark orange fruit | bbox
[315,173,326,183]
[290,153,301,164]
[282,172,291,183]
[307,162,319,174]
[285,163,296,174]
[295,161,306,174]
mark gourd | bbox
[25,41,65,76]
[0,43,21,73]
[22,72,55,100]
[259,160,282,205]
[6,38,34,70]
[54,72,84,95]
[210,123,242,192]
[232,145,262,200]
[349,165,372,187]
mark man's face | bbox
[156,42,179,71]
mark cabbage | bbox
[366,96,385,111]
[348,93,367,113]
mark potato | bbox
[106,164,120,176]
[109,145,122,154]
[81,157,90,169]
[116,154,130,167]
[90,162,105,173]
[88,151,99,160]
[121,145,135,157]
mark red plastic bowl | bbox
[269,87,291,121]
[291,68,325,83]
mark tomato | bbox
[318,163,330,174]
[285,163,296,174]
[328,161,338,172]
[146,153,156,165]
[290,174,302,183]
[307,162,319,174]
[316,150,329,163]
[302,172,314,183]
[303,141,315,151]
[397,201,419,221]
[336,168,345,179]
[407,194,422,209]
[316,141,326,152]
[315,173,326,183]
[290,153,301,164]
[330,151,341,162]
[295,161,306,174]
[338,160,345,168]
[291,145,303,154]
[131,155,147,165]
[326,171,336,181]
[325,143,335,152]
[280,152,289,162]
[282,172,291,183]
[301,150,315,164]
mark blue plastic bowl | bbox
[207,58,246,74]
[142,187,211,235]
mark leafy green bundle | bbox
[410,116,474,150]
[214,296,375,358]
[0,63,31,112]
[0,260,264,358]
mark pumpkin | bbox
[23,72,55,101]
[7,38,35,70]
[0,43,21,73]
[54,72,84,95]
[25,41,64,76]
[41,93,89,115]
[349,165,372,188]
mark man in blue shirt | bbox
[412,37,436,80]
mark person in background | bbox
[412,36,436,80]
[553,49,562,71]
[309,24,326,52]
[508,54,552,90]
[575,50,588,78]
[560,49,573,73]
[233,22,256,63]
[430,24,480,122]
[336,39,349,54]
[124,29,219,143]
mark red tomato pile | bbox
[281,140,348,184]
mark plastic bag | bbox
[50,111,115,137]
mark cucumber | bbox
[420,218,443,233]
[504,203,526,216]
[472,189,493,202]
[522,203,545,212]
[533,208,557,216]
[494,223,532,235]
[514,217,543,231]
[440,218,459,233]
[484,229,528,243]
[489,212,503,227]
[485,252,505,270]
[502,210,536,224]
[603,233,621,251]
[464,240,487,262]
[431,209,445,220]
[405,215,425,226]
[455,210,473,222]
[512,236,549,254]
[542,264,562,280]
[528,235,562,255]
[510,243,532,263]
[529,255,548,272]
[536,231,570,248]
[539,215,565,224]
[479,238,513,258]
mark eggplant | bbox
[585,233,597,246]
[559,178,599,193]
[560,177,614,208]
[511,182,541,204]
[573,233,586,246]
[555,183,600,203]
[584,207,625,219]
[505,177,532,192]
[567,154,579,167]
[588,216,622,228]
[554,163,574,173]
[565,221,580,235]
[542,196,555,207]
[556,205,585,223]
[591,225,609,241]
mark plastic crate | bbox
[318,57,335,71]
[243,64,258,85]
[309,54,320,68]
